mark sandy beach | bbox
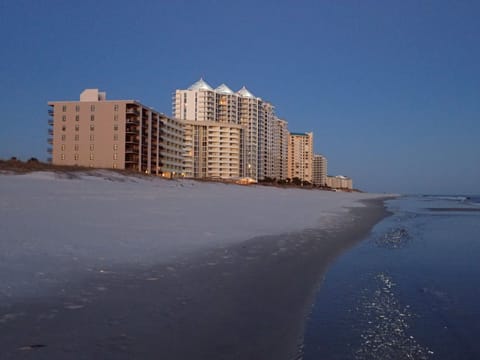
[0,172,390,359]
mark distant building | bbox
[326,175,353,190]
[288,132,313,183]
[272,118,289,180]
[313,154,328,186]
[48,89,184,177]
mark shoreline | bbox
[0,198,391,359]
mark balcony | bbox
[126,108,140,116]
[47,147,53,154]
[48,119,54,126]
[48,129,54,135]
[47,138,53,145]
[48,109,54,116]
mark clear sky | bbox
[1,0,479,194]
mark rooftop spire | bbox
[188,78,213,91]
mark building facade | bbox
[48,89,184,176]
[312,154,328,186]
[288,132,313,183]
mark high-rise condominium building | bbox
[174,78,284,181]
[48,89,184,176]
[313,154,328,186]
[288,132,314,182]
[272,118,289,180]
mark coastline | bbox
[0,197,391,359]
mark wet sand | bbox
[0,199,389,360]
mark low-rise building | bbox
[326,175,353,190]
[48,89,184,176]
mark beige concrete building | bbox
[313,154,328,186]
[48,89,184,176]
[272,118,289,180]
[326,175,353,190]
[288,132,313,183]
[182,120,243,179]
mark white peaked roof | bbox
[237,86,256,98]
[188,78,213,91]
[215,83,234,94]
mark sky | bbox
[0,0,479,194]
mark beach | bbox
[0,172,390,359]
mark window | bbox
[61,134,66,141]
[75,105,80,112]
[90,153,94,160]
[113,144,118,151]
[75,124,79,131]
[114,124,118,131]
[113,153,118,160]
[62,105,67,112]
[74,144,79,151]
[75,134,79,141]
[90,134,94,141]
[75,115,79,121]
[61,144,65,151]
[90,105,95,112]
[114,114,118,121]
[61,154,65,160]
[90,144,94,151]
[62,115,66,122]
[74,154,79,160]
[90,115,95,121]
[90,124,95,131]
[113,163,117,169]
[113,134,118,141]
[114,104,119,111]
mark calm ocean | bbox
[301,195,480,360]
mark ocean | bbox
[301,195,480,359]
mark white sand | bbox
[0,171,386,299]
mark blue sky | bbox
[1,0,479,194]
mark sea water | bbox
[301,195,480,360]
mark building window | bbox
[62,115,66,122]
[90,153,94,160]
[90,105,95,112]
[61,134,66,141]
[75,115,79,121]
[61,153,65,160]
[90,124,95,131]
[61,144,65,151]
[114,124,118,131]
[75,124,79,131]
[113,144,118,151]
[113,153,118,160]
[113,134,118,141]
[75,134,79,141]
[62,105,67,112]
[74,144,79,151]
[113,163,117,169]
[114,104,119,111]
[114,114,118,121]
[75,105,80,112]
[74,154,79,160]
[90,144,94,151]
[90,114,95,121]
[90,134,94,141]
